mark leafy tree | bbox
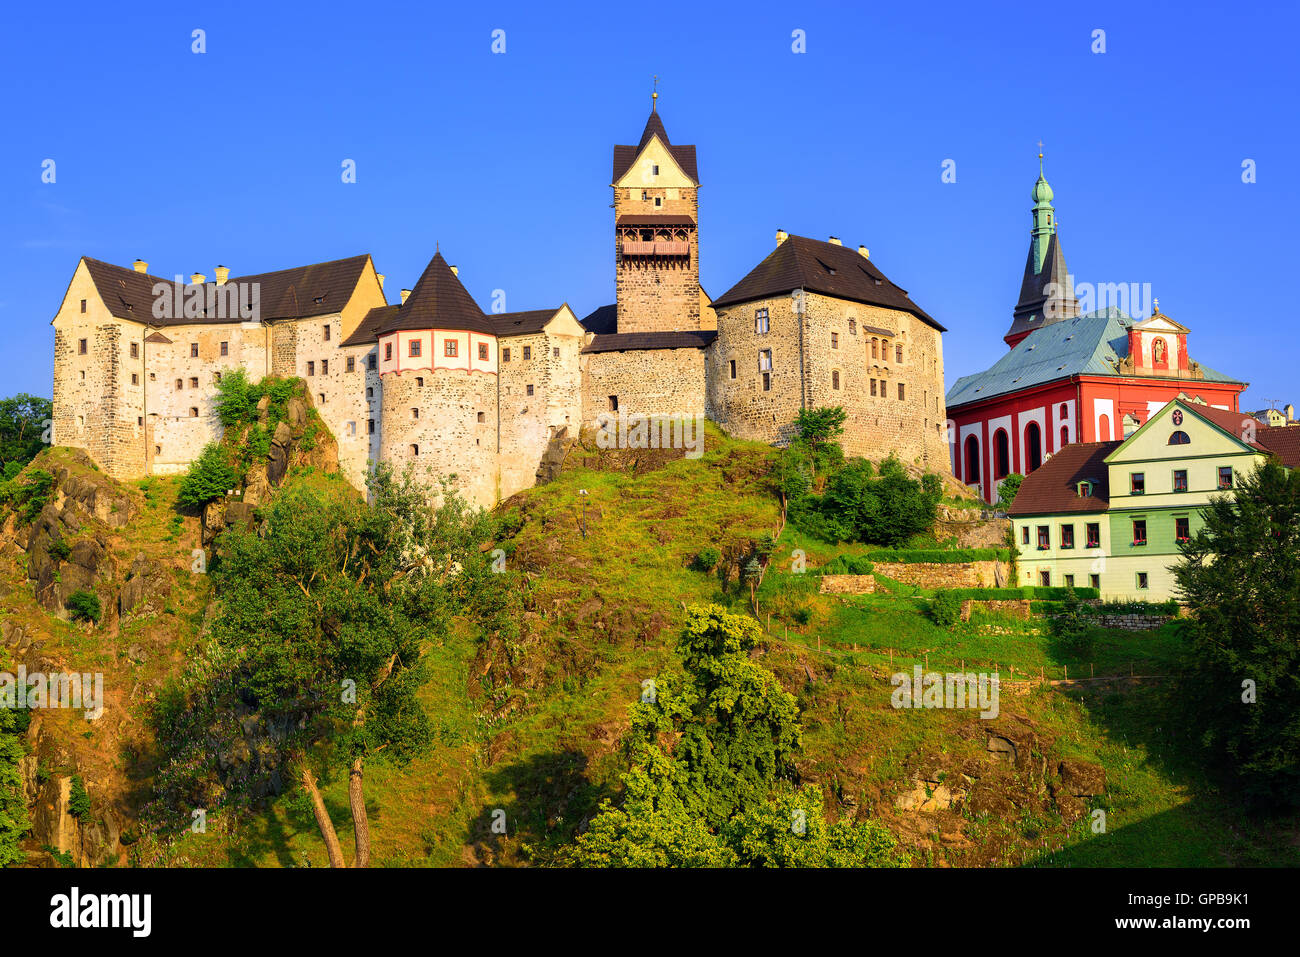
[0,709,31,866]
[1173,461,1300,809]
[792,406,847,479]
[559,605,907,867]
[151,463,503,866]
[66,590,102,624]
[814,455,941,545]
[213,368,257,429]
[0,393,52,473]
[996,473,1024,512]
[1049,587,1093,658]
[177,442,239,509]
[68,775,92,822]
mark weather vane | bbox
[652,75,659,111]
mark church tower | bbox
[1004,151,1078,348]
[611,88,701,333]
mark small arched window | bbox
[410,444,419,457]
[1168,430,1190,445]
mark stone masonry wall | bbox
[872,560,1008,589]
[580,347,707,428]
[498,331,583,500]
[614,186,700,333]
[379,367,498,508]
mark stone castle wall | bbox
[498,331,584,500]
[580,347,708,427]
[378,367,499,508]
[614,186,700,333]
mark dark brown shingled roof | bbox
[1006,441,1121,516]
[231,254,371,320]
[580,303,618,335]
[83,254,373,325]
[710,236,944,331]
[1005,233,1078,343]
[581,330,716,354]
[489,309,559,337]
[616,214,696,226]
[375,251,495,337]
[612,110,699,183]
[341,304,397,347]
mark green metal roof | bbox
[946,308,1242,410]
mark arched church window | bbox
[1168,430,1190,445]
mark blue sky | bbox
[2,0,1296,412]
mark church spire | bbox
[1004,146,1078,348]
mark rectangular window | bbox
[131,373,138,385]
[189,377,198,388]
[307,361,315,376]
[759,349,772,371]
[220,341,229,356]
[410,340,422,357]
[526,384,534,397]
[1218,466,1233,489]
[729,359,736,379]
[445,340,458,357]
[762,372,771,392]
[367,419,375,434]
[1130,472,1145,495]
[870,379,877,397]
[1037,525,1050,550]
[608,395,618,412]
[1132,519,1147,546]
[1175,516,1190,542]
[553,347,560,358]
[477,411,485,423]
[848,319,856,335]
[832,370,840,390]
[1039,570,1051,587]
[479,343,489,360]
[346,356,355,372]
[523,346,531,360]
[1137,572,1149,590]
[1173,469,1188,492]
[130,342,139,358]
[385,343,393,361]
[755,309,769,334]
[503,348,511,362]
[175,378,183,391]
[1090,574,1100,589]
[831,332,839,349]
[411,408,419,419]
[80,299,87,313]
[78,338,87,354]
[1022,526,1030,545]
[321,359,328,375]
[897,382,905,400]
[346,421,355,436]
[191,343,199,357]
[1064,574,1075,588]
[323,324,331,341]
[368,354,377,370]
[1086,522,1100,548]
[1060,524,1075,549]
[896,345,904,363]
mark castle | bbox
[49,98,949,506]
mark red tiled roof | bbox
[1006,441,1121,516]
[1257,425,1300,468]
[1182,403,1268,451]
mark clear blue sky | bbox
[3,0,1296,411]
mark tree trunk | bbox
[300,766,346,868]
[349,756,369,868]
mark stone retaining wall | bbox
[873,560,1008,589]
[960,599,1032,621]
[818,574,876,595]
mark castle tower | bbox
[1004,151,1079,348]
[611,90,701,333]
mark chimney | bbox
[450,265,459,276]
[191,272,206,285]
[1286,403,1295,422]
[400,289,412,304]
[214,265,230,286]
[376,273,385,290]
[858,245,870,259]
[132,259,148,273]
[775,229,788,246]
[828,236,842,246]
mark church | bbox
[944,155,1247,505]
[48,95,950,506]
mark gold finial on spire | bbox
[1153,296,1159,314]
[651,75,659,112]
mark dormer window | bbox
[1077,481,1092,498]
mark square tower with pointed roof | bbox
[611,101,701,333]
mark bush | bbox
[996,473,1024,511]
[1050,588,1093,657]
[867,547,1009,564]
[0,468,54,524]
[929,590,963,628]
[68,775,92,822]
[66,590,101,624]
[177,443,239,509]
[820,555,874,576]
[47,539,71,562]
[693,547,721,572]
